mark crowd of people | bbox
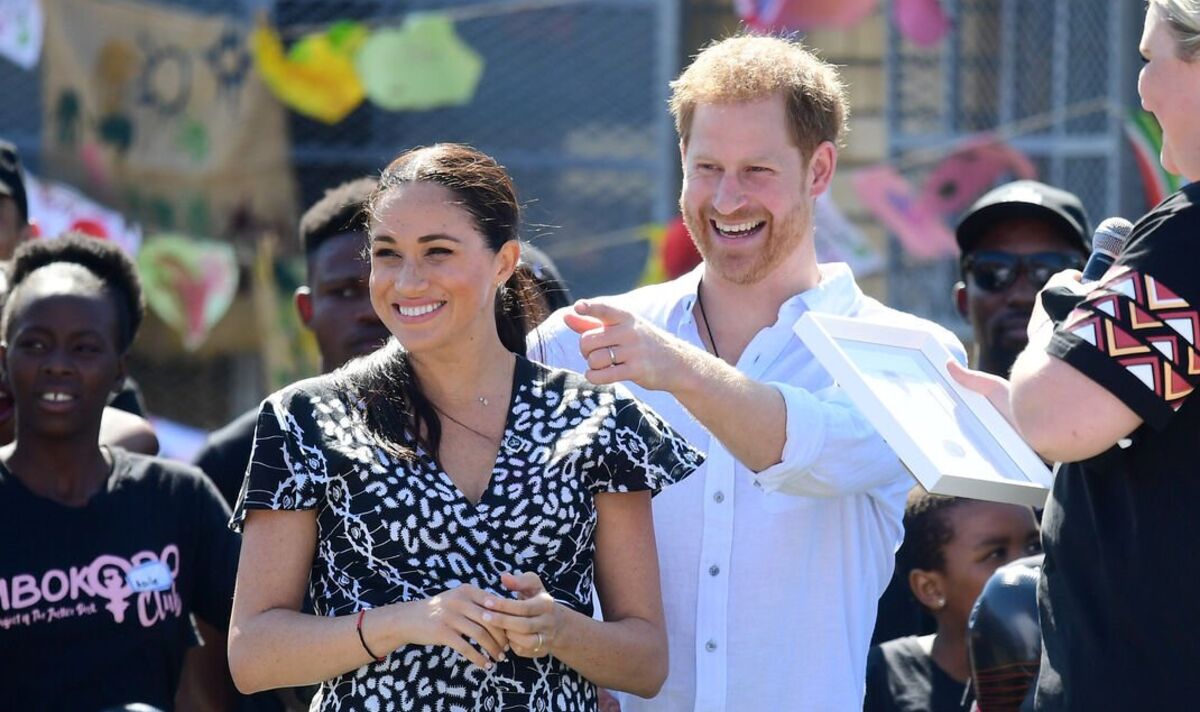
[2,1,1199,710]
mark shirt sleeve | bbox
[229,389,328,532]
[586,386,705,496]
[1048,189,1200,430]
[754,325,967,498]
[526,307,590,373]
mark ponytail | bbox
[494,266,547,357]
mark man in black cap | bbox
[953,180,1090,376]
[0,140,34,259]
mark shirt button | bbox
[753,480,762,488]
[705,640,718,652]
[708,565,720,576]
[713,491,725,503]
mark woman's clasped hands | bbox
[404,570,563,670]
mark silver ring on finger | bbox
[607,346,618,367]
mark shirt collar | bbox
[798,262,864,316]
[665,261,863,327]
[667,265,705,326]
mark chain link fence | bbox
[0,0,679,429]
[884,0,1144,332]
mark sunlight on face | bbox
[368,182,514,358]
[1139,5,1200,181]
[679,95,818,286]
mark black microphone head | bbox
[1091,217,1133,258]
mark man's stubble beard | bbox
[681,200,810,287]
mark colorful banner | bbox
[735,0,877,31]
[0,0,43,69]
[137,234,238,351]
[853,165,958,260]
[25,172,142,255]
[251,20,367,124]
[916,136,1038,218]
[251,233,319,391]
[813,193,885,276]
[355,14,483,112]
[40,0,298,244]
[895,0,951,47]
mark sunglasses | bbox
[961,251,1084,292]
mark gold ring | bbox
[535,632,544,652]
[607,346,617,367]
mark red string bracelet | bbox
[356,609,386,662]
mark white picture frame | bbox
[794,312,1052,507]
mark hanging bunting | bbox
[916,136,1038,217]
[251,19,368,124]
[137,234,238,351]
[853,165,958,260]
[813,193,884,276]
[25,172,142,255]
[42,0,298,244]
[252,233,319,390]
[735,0,877,32]
[355,13,483,112]
[894,0,951,47]
[0,0,44,69]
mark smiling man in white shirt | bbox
[532,35,964,710]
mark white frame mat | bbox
[795,312,1052,507]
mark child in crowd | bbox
[864,489,1041,711]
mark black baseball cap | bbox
[0,141,28,223]
[956,180,1091,256]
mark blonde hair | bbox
[668,34,849,157]
[1152,0,1200,61]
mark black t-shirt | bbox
[864,636,973,711]
[1039,183,1200,709]
[0,448,239,712]
[193,406,258,509]
[110,376,147,418]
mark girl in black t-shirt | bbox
[0,234,239,711]
[864,489,1040,712]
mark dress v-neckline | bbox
[425,355,525,509]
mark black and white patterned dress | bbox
[232,354,703,712]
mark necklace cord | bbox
[432,404,503,443]
[696,281,721,360]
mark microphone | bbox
[1081,217,1133,283]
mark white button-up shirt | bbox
[532,264,966,711]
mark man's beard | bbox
[681,202,809,286]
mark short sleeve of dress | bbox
[229,387,328,531]
[1047,185,1200,431]
[587,385,705,496]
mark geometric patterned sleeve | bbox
[1047,187,1200,431]
[586,384,705,496]
[228,385,329,532]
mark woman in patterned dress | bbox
[228,143,703,711]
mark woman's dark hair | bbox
[1,233,145,353]
[354,143,545,459]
